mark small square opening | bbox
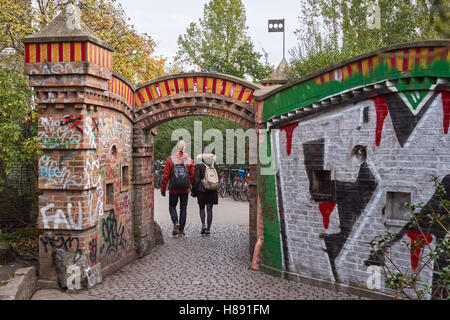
[311,170,332,201]
[106,183,114,205]
[122,166,129,189]
[386,192,411,221]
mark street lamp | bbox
[268,19,285,60]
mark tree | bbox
[176,0,273,82]
[290,0,449,78]
[0,0,165,83]
[0,67,39,186]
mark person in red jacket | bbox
[160,140,194,237]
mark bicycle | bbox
[219,167,235,198]
[232,169,247,201]
[240,171,249,201]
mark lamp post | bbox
[268,19,285,60]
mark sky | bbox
[116,0,302,68]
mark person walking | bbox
[161,140,194,237]
[192,150,219,236]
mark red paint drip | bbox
[280,122,299,156]
[441,89,450,134]
[407,232,433,271]
[372,95,389,146]
[319,202,336,230]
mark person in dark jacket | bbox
[161,140,194,237]
[192,152,219,236]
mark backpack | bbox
[169,156,191,189]
[201,161,219,191]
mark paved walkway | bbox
[31,193,365,300]
[34,223,363,300]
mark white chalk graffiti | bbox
[84,158,101,189]
[98,116,132,154]
[39,156,100,190]
[29,63,84,76]
[39,116,81,149]
[39,156,84,189]
[84,115,98,149]
[41,202,83,230]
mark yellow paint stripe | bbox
[141,87,149,103]
[74,42,80,62]
[188,78,193,93]
[158,82,166,96]
[150,85,158,99]
[396,51,403,71]
[434,47,441,63]
[168,79,175,93]
[362,59,368,76]
[30,44,35,63]
[215,79,222,94]
[41,44,47,62]
[233,84,242,100]
[134,93,141,106]
[224,82,232,96]
[176,78,183,93]
[52,43,58,62]
[408,49,415,70]
[352,63,358,74]
[324,73,330,83]
[63,43,69,62]
[373,56,379,69]
[420,47,428,66]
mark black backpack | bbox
[169,156,191,189]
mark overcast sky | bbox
[116,0,302,68]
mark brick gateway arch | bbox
[23,4,265,289]
[23,3,449,298]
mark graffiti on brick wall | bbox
[84,114,99,149]
[39,116,82,149]
[39,156,100,190]
[372,90,448,147]
[303,139,378,282]
[41,202,83,230]
[100,210,126,256]
[39,155,84,189]
[40,235,83,264]
[365,175,450,297]
[88,236,97,267]
[98,116,132,155]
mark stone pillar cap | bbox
[261,58,292,85]
[22,2,114,51]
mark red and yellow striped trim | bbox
[108,76,134,106]
[24,41,112,68]
[25,42,87,63]
[314,46,448,85]
[87,43,112,68]
[134,76,255,107]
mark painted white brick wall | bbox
[275,92,448,296]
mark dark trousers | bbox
[169,193,189,232]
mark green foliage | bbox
[290,0,449,78]
[154,117,249,164]
[368,176,449,300]
[0,226,41,243]
[176,0,273,81]
[0,67,40,186]
[0,0,165,82]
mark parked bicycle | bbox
[232,168,249,201]
[219,167,239,198]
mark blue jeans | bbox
[169,193,189,232]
